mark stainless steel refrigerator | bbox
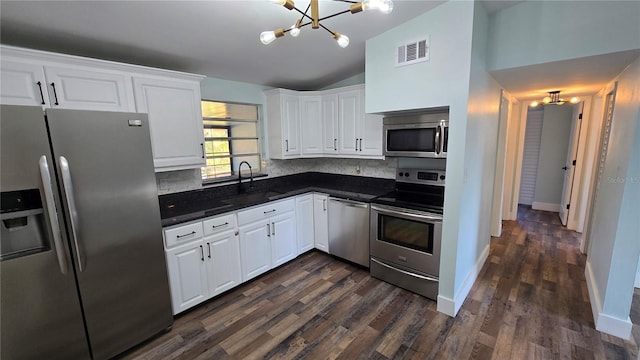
[1,105,173,359]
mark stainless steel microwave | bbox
[383,113,449,158]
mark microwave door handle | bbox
[435,126,441,155]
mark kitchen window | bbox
[201,100,262,183]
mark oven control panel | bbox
[396,168,446,186]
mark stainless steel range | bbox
[369,168,445,300]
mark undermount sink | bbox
[222,191,283,206]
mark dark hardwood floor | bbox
[121,206,639,359]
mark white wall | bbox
[533,105,574,206]
[487,1,640,71]
[586,55,640,339]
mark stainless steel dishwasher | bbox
[328,197,370,267]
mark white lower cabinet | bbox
[164,194,332,314]
[313,194,330,253]
[238,219,272,282]
[165,239,209,314]
[295,194,315,254]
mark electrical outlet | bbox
[355,164,361,174]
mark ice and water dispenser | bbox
[0,189,50,261]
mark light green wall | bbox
[533,105,574,204]
[488,1,640,71]
[587,55,640,322]
[320,72,365,90]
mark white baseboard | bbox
[531,202,561,212]
[436,244,490,317]
[585,261,633,339]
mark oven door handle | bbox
[371,204,442,222]
[371,258,439,283]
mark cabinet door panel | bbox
[1,60,50,106]
[271,211,297,267]
[322,94,339,154]
[239,220,271,282]
[44,66,134,112]
[313,194,329,253]
[282,94,300,157]
[206,230,242,296]
[166,242,208,314]
[295,195,314,254]
[133,77,205,170]
[338,90,360,154]
[360,112,383,156]
[300,96,323,155]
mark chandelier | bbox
[260,0,394,48]
[530,90,579,107]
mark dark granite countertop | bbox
[159,172,394,227]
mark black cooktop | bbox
[372,182,444,214]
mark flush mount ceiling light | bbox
[530,90,580,107]
[261,0,394,48]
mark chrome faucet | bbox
[238,161,253,191]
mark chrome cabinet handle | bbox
[207,243,211,259]
[263,209,276,214]
[323,199,326,211]
[36,81,46,105]
[371,258,439,282]
[334,138,337,151]
[267,223,270,237]
[50,82,59,105]
[177,231,196,238]
[355,138,358,150]
[201,143,205,159]
[39,156,68,274]
[359,139,363,151]
[212,222,229,228]
[285,140,289,152]
[200,245,204,261]
[272,222,275,236]
[59,156,84,272]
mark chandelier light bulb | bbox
[290,27,301,37]
[542,96,552,104]
[336,34,350,48]
[570,97,580,104]
[260,31,277,45]
[379,0,394,14]
[530,101,539,107]
[269,0,285,5]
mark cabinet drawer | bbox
[237,198,295,226]
[164,222,203,248]
[203,213,237,236]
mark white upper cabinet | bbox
[299,95,323,156]
[321,94,339,154]
[266,89,301,159]
[0,45,205,172]
[0,60,50,106]
[133,76,205,171]
[265,85,382,160]
[43,66,135,112]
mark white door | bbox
[165,241,208,314]
[295,195,315,254]
[313,194,329,253]
[271,211,297,267]
[300,96,323,156]
[559,102,584,225]
[44,65,134,111]
[0,60,50,106]
[322,94,339,154]
[238,220,271,282]
[205,229,242,296]
[338,90,360,154]
[133,76,205,170]
[282,94,301,157]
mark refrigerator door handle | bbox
[39,155,69,274]
[59,156,85,272]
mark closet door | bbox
[518,109,543,205]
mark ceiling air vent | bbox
[396,36,430,67]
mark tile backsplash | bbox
[156,157,399,195]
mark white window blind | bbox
[519,109,543,205]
